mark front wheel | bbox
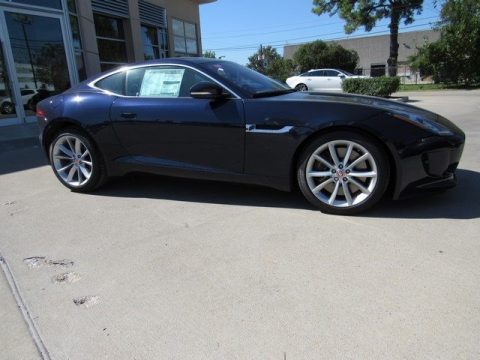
[49,128,107,192]
[297,131,390,215]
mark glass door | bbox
[0,38,18,123]
[0,5,76,124]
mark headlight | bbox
[392,113,453,136]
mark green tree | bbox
[292,40,358,73]
[247,46,295,82]
[409,0,480,85]
[312,0,423,76]
[203,50,216,58]
[247,46,282,73]
[408,41,448,83]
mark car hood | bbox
[260,91,464,135]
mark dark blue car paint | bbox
[37,58,465,199]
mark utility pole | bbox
[258,44,267,69]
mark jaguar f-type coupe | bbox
[37,58,465,215]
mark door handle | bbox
[120,112,136,119]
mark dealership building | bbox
[0,0,215,126]
[284,29,440,81]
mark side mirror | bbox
[190,82,227,99]
[338,74,346,79]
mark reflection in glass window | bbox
[94,13,127,71]
[95,71,125,95]
[172,19,198,57]
[5,12,70,92]
[12,0,61,9]
[141,25,168,60]
[68,1,86,80]
[5,12,71,115]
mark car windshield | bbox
[200,61,291,96]
[342,70,354,76]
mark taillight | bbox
[36,107,46,118]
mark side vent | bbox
[139,0,167,28]
[91,0,129,18]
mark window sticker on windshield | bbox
[139,68,185,97]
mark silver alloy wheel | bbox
[52,135,93,187]
[296,84,308,92]
[305,140,378,208]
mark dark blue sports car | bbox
[36,58,465,215]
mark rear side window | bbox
[126,68,146,96]
[325,70,340,77]
[95,72,125,95]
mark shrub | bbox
[342,77,400,97]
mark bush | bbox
[342,77,400,97]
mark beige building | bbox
[283,30,440,81]
[0,0,215,126]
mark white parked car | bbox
[0,89,37,114]
[286,69,366,92]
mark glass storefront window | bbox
[0,45,17,118]
[11,0,62,9]
[172,19,198,57]
[94,13,125,40]
[67,0,76,13]
[68,1,86,80]
[4,11,71,115]
[141,24,168,60]
[94,13,127,71]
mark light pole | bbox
[13,14,38,89]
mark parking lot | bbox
[1,90,479,360]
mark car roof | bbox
[308,68,342,72]
[129,57,223,67]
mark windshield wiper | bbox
[252,89,296,98]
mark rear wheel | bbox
[49,128,107,192]
[295,83,308,92]
[297,131,390,215]
[1,101,14,114]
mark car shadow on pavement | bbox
[94,173,309,210]
[364,169,480,220]
[0,142,47,175]
[93,168,480,219]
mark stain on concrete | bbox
[46,259,74,268]
[23,256,74,269]
[23,256,46,268]
[53,272,81,284]
[73,295,99,308]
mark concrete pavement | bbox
[0,257,40,360]
[0,90,479,359]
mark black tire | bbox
[1,101,14,114]
[49,127,107,192]
[295,84,308,92]
[297,131,390,215]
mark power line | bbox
[206,20,437,52]
[204,14,439,41]
[202,0,440,39]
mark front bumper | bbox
[393,134,465,199]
